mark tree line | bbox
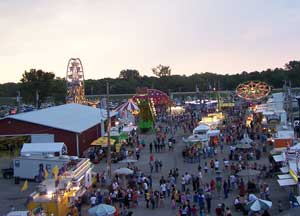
[0,61,299,105]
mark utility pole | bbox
[36,89,39,109]
[287,81,292,123]
[16,91,20,113]
[217,80,221,112]
[106,82,112,179]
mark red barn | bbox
[0,103,114,156]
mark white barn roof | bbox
[6,103,115,133]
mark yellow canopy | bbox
[91,137,116,146]
[115,143,122,153]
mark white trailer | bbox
[20,142,68,156]
[13,155,71,181]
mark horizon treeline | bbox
[0,60,299,103]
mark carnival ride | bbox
[236,81,271,101]
[66,58,85,104]
[135,98,155,131]
[131,88,170,131]
[65,58,99,106]
[114,99,139,114]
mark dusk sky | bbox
[1,0,299,83]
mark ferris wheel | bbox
[66,58,85,104]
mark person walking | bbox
[225,207,232,216]
[149,162,154,173]
[145,191,150,208]
[181,175,186,192]
[149,142,153,153]
[205,191,212,213]
[223,180,229,199]
[90,193,97,207]
[154,140,158,153]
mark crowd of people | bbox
[76,103,282,216]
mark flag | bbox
[52,165,59,180]
[44,168,48,179]
[21,180,28,192]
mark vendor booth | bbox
[170,105,185,115]
[274,128,295,148]
[207,129,220,146]
[27,157,93,216]
[199,112,224,129]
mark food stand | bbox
[170,105,185,115]
[193,124,210,135]
[274,129,295,148]
[199,112,224,129]
[27,158,93,216]
[207,129,220,146]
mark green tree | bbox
[285,61,300,71]
[51,77,66,104]
[152,64,171,77]
[20,69,55,108]
[1,60,299,102]
[0,82,19,97]
[119,69,140,80]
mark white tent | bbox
[246,196,272,211]
[114,167,134,175]
[277,174,293,179]
[21,142,67,156]
[7,211,29,216]
[290,143,300,150]
[207,130,220,137]
[104,127,120,137]
[193,124,210,134]
[122,125,137,133]
[186,134,208,143]
[240,134,253,144]
[280,167,289,173]
[273,154,284,162]
[277,129,295,139]
[277,178,297,186]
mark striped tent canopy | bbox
[114,99,139,113]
